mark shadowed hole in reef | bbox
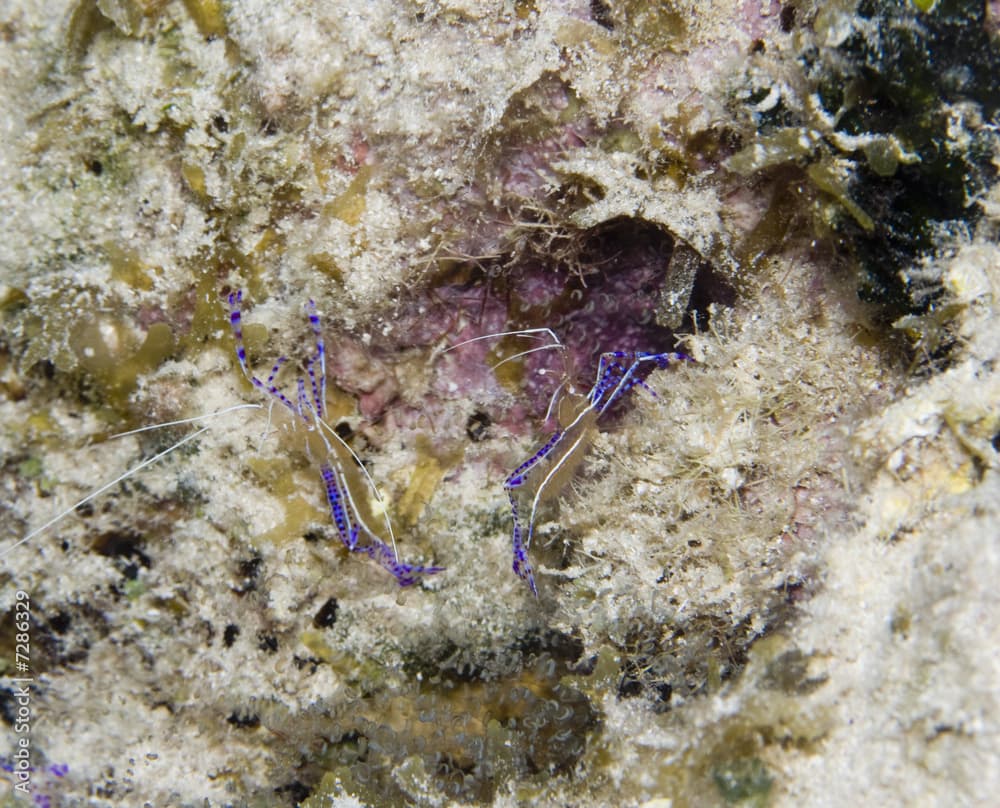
[390,215,734,420]
[91,529,153,589]
[494,216,734,388]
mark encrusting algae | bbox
[1,1,999,806]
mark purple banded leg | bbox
[502,428,563,596]
[321,462,443,586]
[507,494,537,595]
[321,463,356,548]
[257,357,304,420]
[590,352,650,410]
[265,356,288,388]
[506,428,564,485]
[367,540,445,587]
[591,351,691,415]
[591,351,647,412]
[305,356,321,417]
[228,290,250,378]
[250,371,298,417]
[256,354,300,415]
[306,299,327,419]
[595,365,646,411]
[589,358,629,408]
[228,290,302,417]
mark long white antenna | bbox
[2,425,212,560]
[441,327,563,354]
[109,403,263,438]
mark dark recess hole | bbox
[465,410,491,442]
[223,624,240,647]
[91,530,151,569]
[590,0,614,29]
[234,556,262,594]
[0,688,19,725]
[49,611,72,634]
[313,597,339,628]
[780,4,796,31]
[274,780,311,805]
[227,711,260,729]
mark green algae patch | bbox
[256,491,325,546]
[72,318,175,409]
[396,454,446,528]
[67,0,225,59]
[395,435,463,528]
[106,243,158,291]
[727,128,823,175]
[299,629,335,664]
[122,577,146,601]
[711,757,773,806]
[806,162,874,232]
[181,0,226,37]
[17,456,57,497]
[617,0,687,50]
[65,0,116,58]
[180,161,208,200]
[324,165,373,226]
[184,268,246,355]
[0,286,28,312]
[95,0,144,36]
[305,252,344,283]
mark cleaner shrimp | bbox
[3,291,443,587]
[446,328,691,595]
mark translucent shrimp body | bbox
[505,393,598,594]
[228,290,443,587]
[479,336,691,595]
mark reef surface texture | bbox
[1,1,998,806]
